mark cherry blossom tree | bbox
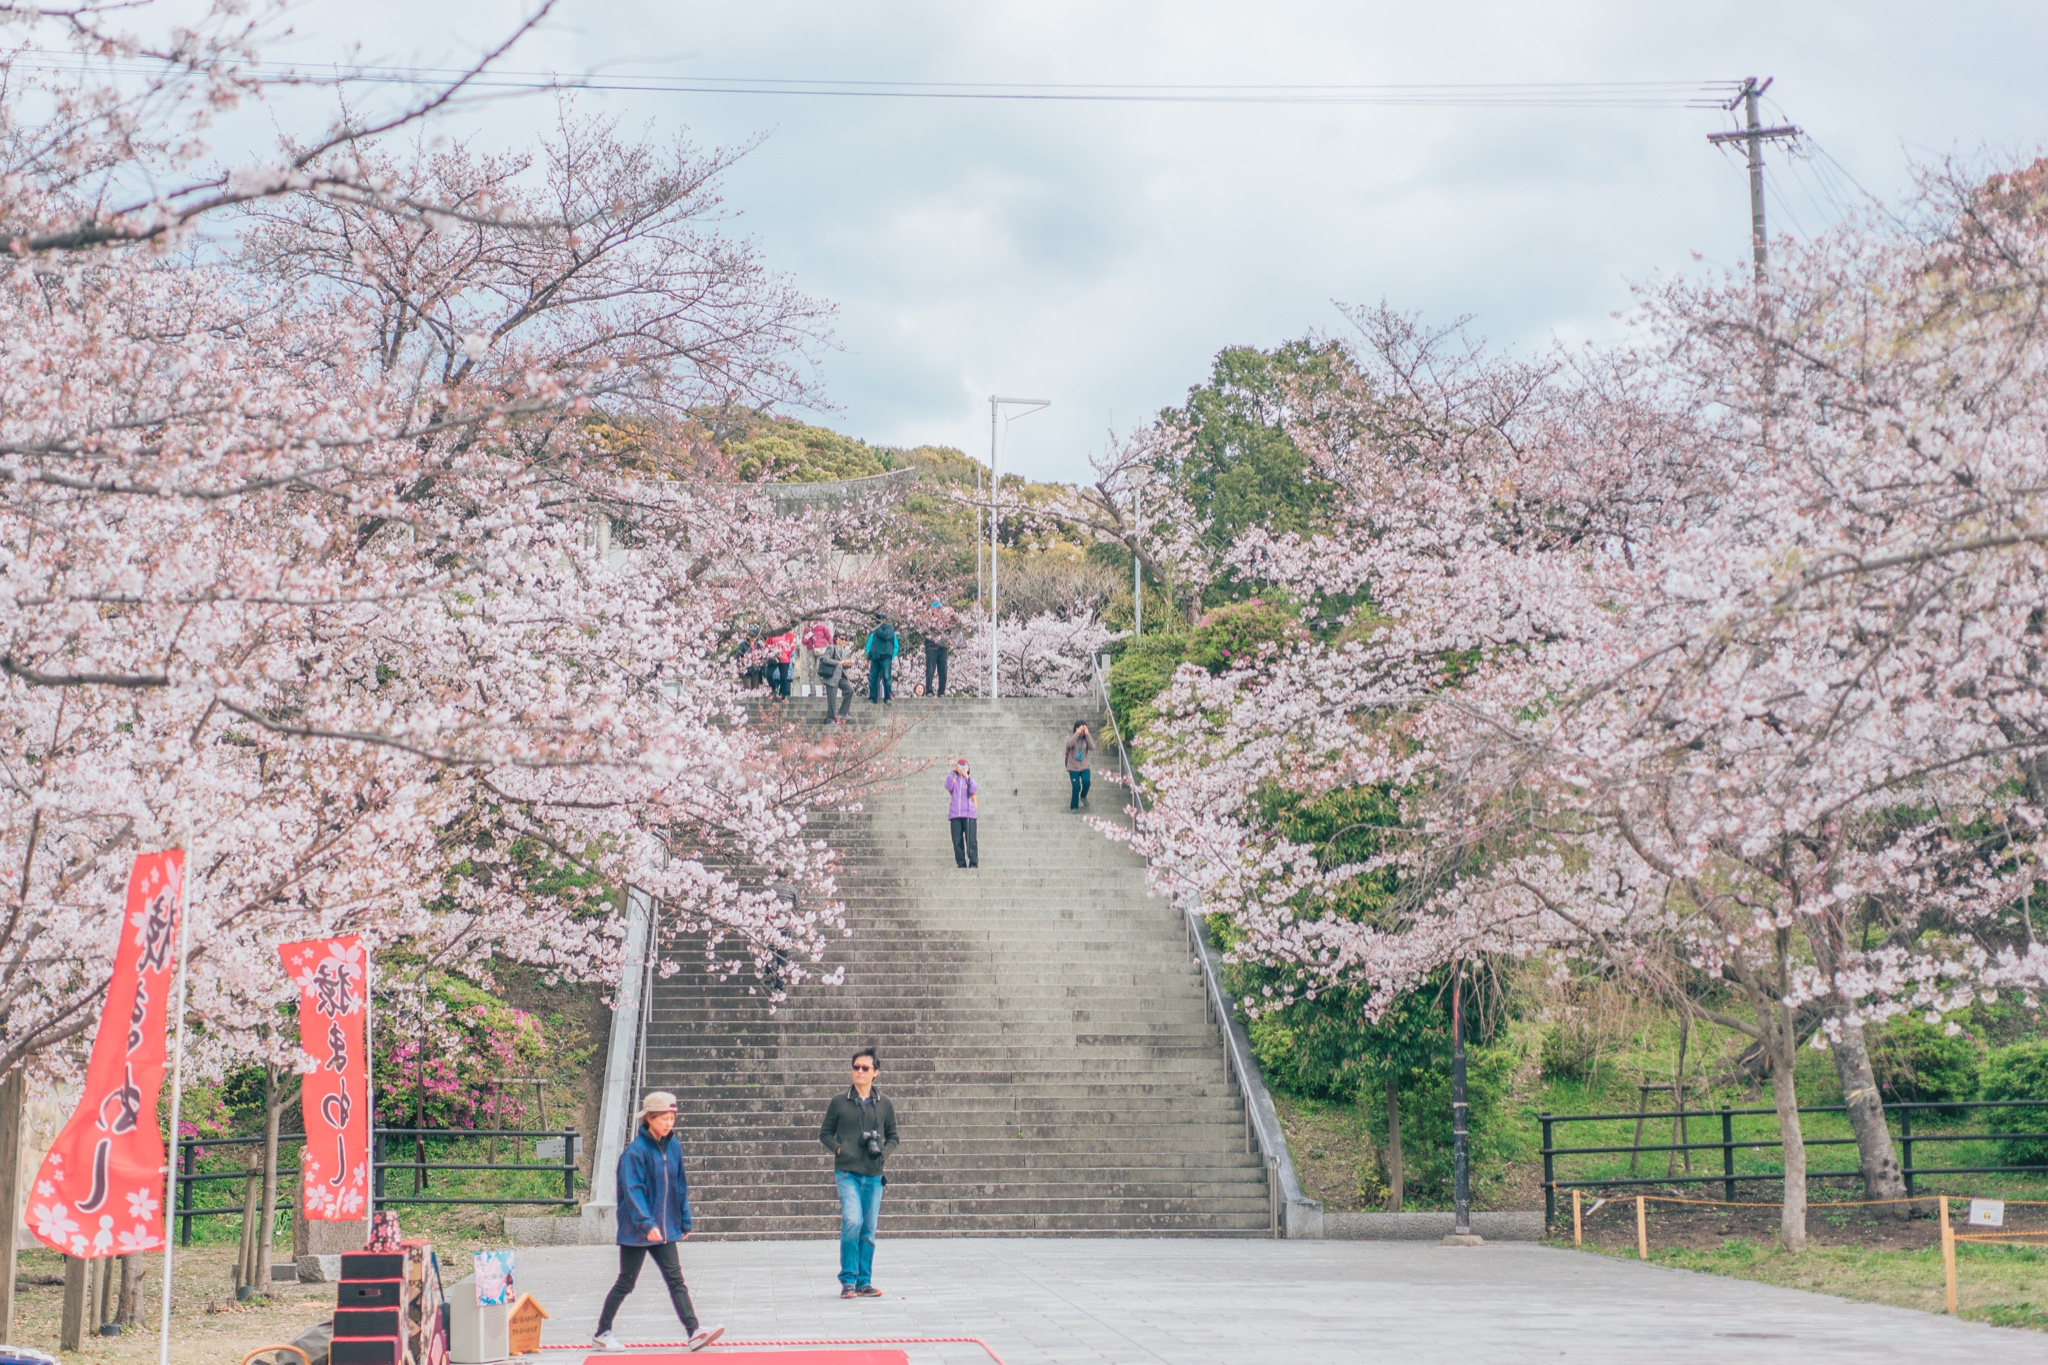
[0,3,910,1102]
[1121,170,2048,1249]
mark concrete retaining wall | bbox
[505,1214,607,1246]
[1321,1210,1545,1241]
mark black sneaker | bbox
[855,1284,882,1297]
[841,1285,857,1299]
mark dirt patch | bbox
[1272,1093,1382,1212]
[9,1237,505,1362]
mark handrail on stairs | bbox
[1088,655,1323,1239]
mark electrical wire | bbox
[3,52,1741,108]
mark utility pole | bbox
[1707,77,1800,283]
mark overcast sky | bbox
[260,1,2048,482]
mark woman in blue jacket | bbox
[591,1092,725,1352]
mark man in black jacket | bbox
[819,1046,898,1298]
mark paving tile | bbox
[520,1236,2027,1363]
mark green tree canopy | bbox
[1158,339,1346,575]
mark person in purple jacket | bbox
[945,757,979,869]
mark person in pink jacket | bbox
[944,758,979,869]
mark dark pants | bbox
[869,657,894,702]
[823,677,853,721]
[768,661,791,697]
[950,817,978,868]
[1069,768,1091,809]
[925,645,949,696]
[597,1241,697,1335]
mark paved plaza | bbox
[521,1237,2028,1364]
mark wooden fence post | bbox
[59,1255,87,1351]
[1572,1189,1583,1248]
[1635,1196,1648,1260]
[1940,1197,1957,1315]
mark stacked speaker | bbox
[331,1250,407,1365]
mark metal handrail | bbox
[1089,653,1147,813]
[1088,654,1322,1238]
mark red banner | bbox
[28,850,185,1259]
[282,936,371,1221]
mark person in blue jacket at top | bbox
[864,616,900,703]
[591,1092,725,1353]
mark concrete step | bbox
[634,698,1267,1237]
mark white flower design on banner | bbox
[32,1203,76,1242]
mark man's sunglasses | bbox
[851,1063,875,1072]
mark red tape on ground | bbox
[552,1353,906,1364]
[538,1337,1007,1363]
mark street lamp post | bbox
[986,394,1049,699]
[1445,962,1484,1245]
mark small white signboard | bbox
[1967,1199,2006,1228]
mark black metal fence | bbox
[1540,1099,2048,1226]
[173,1127,580,1245]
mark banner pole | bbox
[364,943,376,1226]
[156,847,195,1365]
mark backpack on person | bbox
[867,622,896,660]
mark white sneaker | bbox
[592,1329,624,1351]
[688,1324,726,1352]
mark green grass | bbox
[173,1132,580,1247]
[1568,1236,2048,1332]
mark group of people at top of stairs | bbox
[743,605,963,723]
[939,721,1095,872]
[589,1048,900,1351]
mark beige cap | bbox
[638,1091,679,1125]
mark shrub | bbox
[1375,1045,1517,1205]
[1983,1041,2048,1166]
[1107,632,1191,740]
[1868,1017,1984,1112]
[1188,598,1306,675]
[1539,1016,1601,1084]
[375,972,549,1129]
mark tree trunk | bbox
[1829,1011,1906,1213]
[1769,999,1808,1253]
[116,1254,143,1327]
[1384,1076,1404,1212]
[260,1064,288,1289]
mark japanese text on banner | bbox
[281,936,370,1221]
[28,850,185,1258]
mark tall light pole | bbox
[1132,487,1142,640]
[986,394,1050,699]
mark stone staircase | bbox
[640,696,1274,1238]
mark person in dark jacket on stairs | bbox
[819,1047,898,1298]
[865,618,899,703]
[922,599,952,697]
[945,757,979,868]
[591,1092,725,1353]
[817,632,854,724]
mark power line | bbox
[4,53,1739,108]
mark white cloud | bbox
[254,0,2048,479]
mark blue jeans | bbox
[868,657,894,702]
[835,1171,883,1286]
